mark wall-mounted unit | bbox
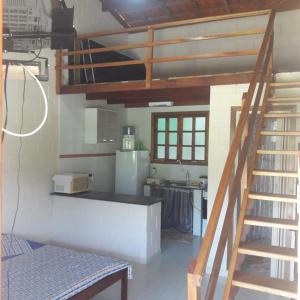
[84,108,118,144]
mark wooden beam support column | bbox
[56,49,62,94]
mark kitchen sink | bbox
[162,180,191,188]
[161,179,203,189]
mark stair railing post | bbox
[146,28,154,88]
[240,94,249,200]
[297,145,300,299]
[188,259,201,300]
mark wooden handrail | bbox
[58,50,259,70]
[150,50,259,64]
[58,28,265,57]
[56,10,272,93]
[188,9,275,300]
[77,10,271,40]
[59,59,145,70]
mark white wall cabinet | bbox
[84,108,118,144]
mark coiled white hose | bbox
[2,64,48,138]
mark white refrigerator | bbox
[115,150,150,196]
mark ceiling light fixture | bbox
[148,101,174,107]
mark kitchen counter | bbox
[51,190,162,206]
[50,190,161,264]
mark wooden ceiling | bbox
[101,0,300,27]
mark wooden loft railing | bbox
[187,10,275,300]
[55,10,272,95]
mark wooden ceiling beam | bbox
[191,0,201,11]
[108,95,209,104]
[61,72,253,95]
[122,97,210,108]
[110,10,130,28]
[86,86,210,100]
[220,0,231,14]
[159,0,173,18]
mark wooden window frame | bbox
[151,111,209,166]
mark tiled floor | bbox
[93,238,285,300]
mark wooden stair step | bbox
[244,215,298,230]
[257,149,298,155]
[232,271,298,299]
[264,113,300,118]
[268,96,300,102]
[248,192,297,203]
[270,81,300,89]
[238,242,297,262]
[261,131,300,136]
[252,169,298,177]
[268,104,297,110]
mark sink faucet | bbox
[177,160,191,185]
[186,171,191,186]
[176,160,185,172]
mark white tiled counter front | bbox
[51,192,161,264]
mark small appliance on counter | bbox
[52,173,90,194]
[122,126,135,151]
[146,177,163,185]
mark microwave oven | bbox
[52,173,90,194]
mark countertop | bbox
[51,190,163,206]
[144,182,207,191]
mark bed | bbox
[2,234,131,300]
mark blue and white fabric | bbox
[2,234,34,259]
[2,244,131,300]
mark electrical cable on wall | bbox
[2,62,9,142]
[2,42,43,142]
[6,68,27,300]
[26,39,43,62]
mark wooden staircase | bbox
[187,10,299,300]
[223,78,300,299]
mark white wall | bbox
[126,105,209,181]
[3,50,59,242]
[206,84,249,275]
[59,94,126,191]
[65,0,128,46]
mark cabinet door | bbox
[98,109,118,143]
[84,108,98,144]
